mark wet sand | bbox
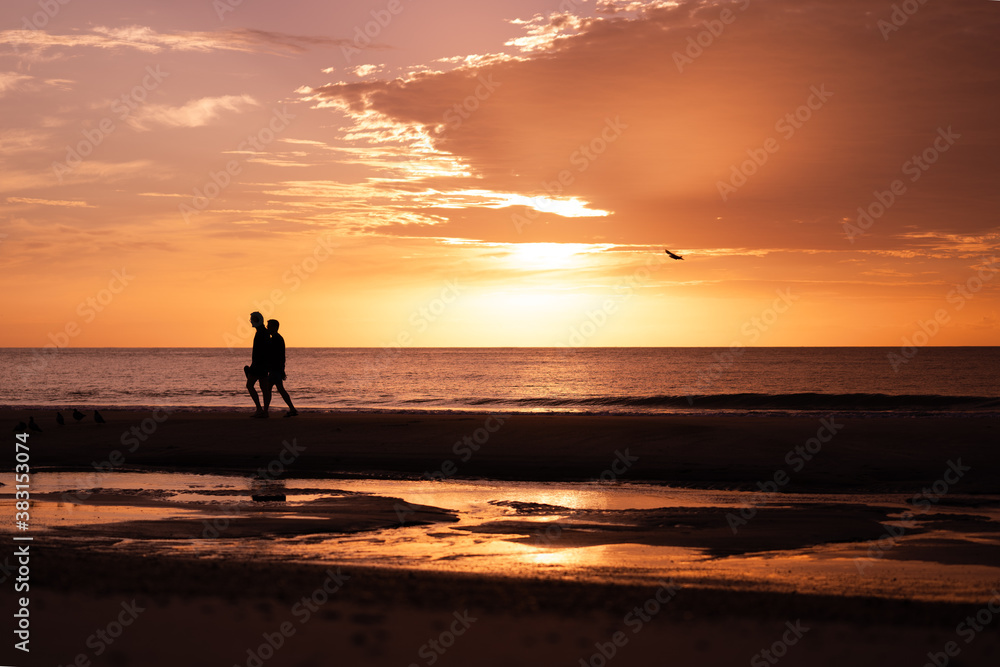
[10,409,1000,490]
[3,410,1000,666]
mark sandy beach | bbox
[3,410,1000,666]
[13,409,1000,490]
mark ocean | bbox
[3,347,998,415]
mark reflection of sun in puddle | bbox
[4,471,1000,604]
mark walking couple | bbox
[245,311,298,418]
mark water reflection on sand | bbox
[4,472,999,604]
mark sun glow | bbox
[504,242,600,270]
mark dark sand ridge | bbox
[10,410,1000,491]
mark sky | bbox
[1,0,998,347]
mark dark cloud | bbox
[313,0,1000,252]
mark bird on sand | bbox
[14,421,27,433]
[28,417,42,433]
[56,412,65,426]
[94,410,106,424]
[72,408,86,422]
[664,249,684,260]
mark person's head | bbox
[267,319,279,333]
[249,311,264,327]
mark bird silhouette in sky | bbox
[72,408,86,422]
[28,417,42,433]
[56,412,65,426]
[94,410,106,424]
[664,249,684,260]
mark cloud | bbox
[0,26,353,59]
[0,160,159,193]
[0,128,50,154]
[0,72,33,95]
[5,196,95,208]
[350,64,385,77]
[127,94,259,131]
[305,0,1000,251]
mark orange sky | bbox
[1,0,998,347]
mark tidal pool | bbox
[3,471,999,604]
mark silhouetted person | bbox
[264,319,298,418]
[244,311,272,418]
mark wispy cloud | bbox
[5,196,95,208]
[0,71,33,95]
[0,26,352,59]
[127,94,259,131]
[0,128,50,154]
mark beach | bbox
[15,409,1000,490]
[3,409,1000,666]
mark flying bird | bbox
[94,410,106,424]
[28,417,42,433]
[56,412,65,426]
[664,249,684,260]
[72,408,86,422]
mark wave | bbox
[6,392,1000,415]
[464,393,1000,411]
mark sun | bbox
[504,243,595,271]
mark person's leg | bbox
[262,378,272,413]
[275,380,296,412]
[246,377,262,411]
[245,366,265,416]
